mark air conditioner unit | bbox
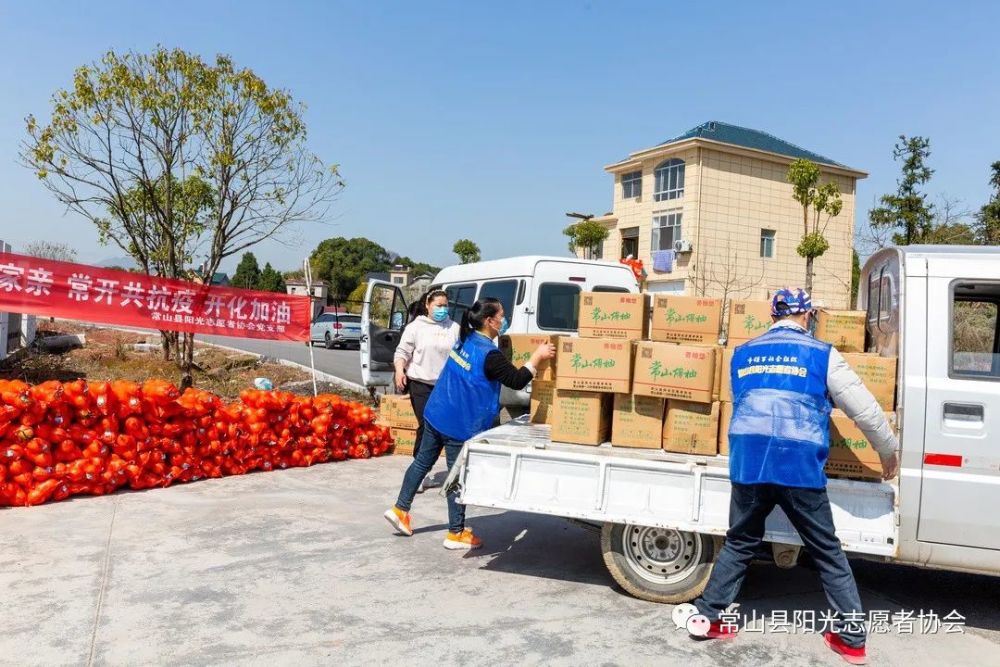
[674,239,693,253]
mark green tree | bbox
[310,237,393,299]
[21,47,343,389]
[232,252,262,289]
[452,239,481,264]
[977,161,1000,245]
[869,135,934,245]
[786,159,843,293]
[563,220,609,259]
[346,281,367,314]
[22,241,77,262]
[393,255,440,277]
[258,262,287,292]
[851,250,860,307]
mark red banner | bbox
[0,252,311,341]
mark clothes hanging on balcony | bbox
[652,249,675,273]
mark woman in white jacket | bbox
[393,290,460,458]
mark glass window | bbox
[537,283,581,331]
[651,211,682,251]
[337,315,361,324]
[866,273,881,324]
[479,279,518,323]
[621,226,639,259]
[654,159,685,201]
[760,229,775,258]
[621,171,642,199]
[951,294,1000,379]
[445,282,477,322]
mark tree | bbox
[311,237,393,299]
[868,135,934,245]
[232,252,262,289]
[21,47,343,389]
[851,250,860,308]
[346,281,367,314]
[563,220,609,259]
[452,239,481,264]
[690,237,766,337]
[22,241,77,262]
[258,262,286,293]
[787,159,843,293]
[393,255,439,277]
[977,161,1000,245]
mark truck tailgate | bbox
[452,421,898,557]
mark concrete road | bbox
[2,456,997,666]
[202,335,362,386]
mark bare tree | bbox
[21,241,77,262]
[690,238,767,337]
[20,48,343,388]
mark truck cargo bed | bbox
[452,420,898,557]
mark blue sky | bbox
[1,1,998,273]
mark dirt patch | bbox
[1,321,310,400]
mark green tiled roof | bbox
[660,121,845,167]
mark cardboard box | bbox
[390,428,419,456]
[826,409,895,479]
[529,380,556,424]
[841,353,897,411]
[711,346,723,402]
[632,341,716,403]
[555,337,633,393]
[551,390,613,446]
[611,394,665,449]
[718,401,733,456]
[499,334,558,382]
[719,347,735,402]
[577,292,649,340]
[381,394,419,429]
[650,295,722,345]
[663,400,720,456]
[816,310,867,353]
[726,300,772,345]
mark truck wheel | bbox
[601,522,717,604]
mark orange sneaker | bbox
[383,507,413,536]
[443,528,482,550]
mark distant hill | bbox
[96,256,138,269]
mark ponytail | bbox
[460,297,503,342]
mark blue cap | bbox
[771,288,812,317]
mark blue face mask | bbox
[498,316,509,335]
[431,306,449,322]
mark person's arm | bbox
[484,349,535,390]
[827,347,900,479]
[483,342,555,390]
[393,325,418,390]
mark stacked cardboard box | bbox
[381,394,420,455]
[577,292,649,340]
[815,310,867,353]
[663,400,720,455]
[611,395,665,449]
[499,334,558,382]
[650,296,722,345]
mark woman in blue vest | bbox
[384,297,555,550]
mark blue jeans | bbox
[694,483,867,648]
[394,422,466,534]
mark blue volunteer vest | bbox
[423,332,502,441]
[729,326,833,488]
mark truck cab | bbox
[360,256,640,400]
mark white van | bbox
[360,256,639,401]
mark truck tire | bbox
[601,522,718,604]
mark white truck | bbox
[364,247,1000,603]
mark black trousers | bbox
[407,379,435,459]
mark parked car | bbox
[310,312,362,349]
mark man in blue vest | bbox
[690,288,899,665]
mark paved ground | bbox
[202,336,362,385]
[2,455,997,667]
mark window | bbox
[654,159,685,201]
[336,315,361,325]
[621,171,642,199]
[445,282,477,322]
[760,229,775,258]
[537,283,581,331]
[620,226,639,259]
[651,211,682,251]
[866,274,881,324]
[392,276,406,285]
[479,279,518,324]
[951,283,1000,379]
